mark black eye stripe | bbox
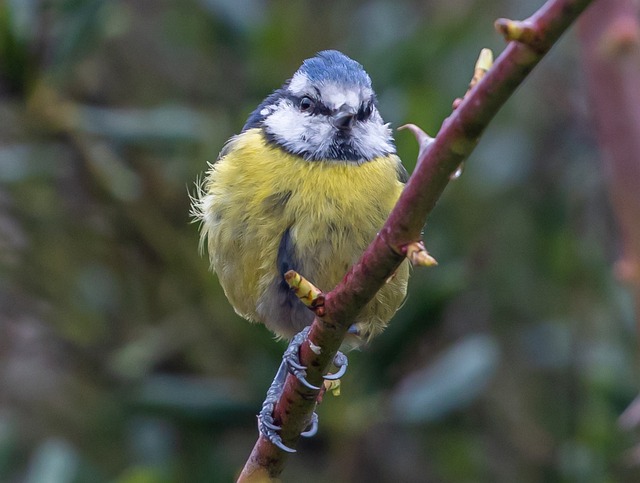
[357,102,374,121]
[284,92,374,119]
[316,103,331,116]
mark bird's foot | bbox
[257,357,319,453]
[257,326,349,452]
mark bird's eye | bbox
[358,102,373,121]
[299,96,315,112]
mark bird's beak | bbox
[332,106,357,131]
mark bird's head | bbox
[244,50,395,162]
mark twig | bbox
[237,0,595,480]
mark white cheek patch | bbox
[264,103,307,141]
[263,101,333,158]
[351,117,396,159]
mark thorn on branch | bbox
[398,123,435,160]
[402,241,438,267]
[284,270,326,316]
[495,18,543,51]
[453,48,494,109]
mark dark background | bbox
[0,0,637,481]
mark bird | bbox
[193,50,410,451]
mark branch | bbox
[578,0,640,333]
[578,0,640,446]
[238,0,595,480]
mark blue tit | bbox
[194,50,410,346]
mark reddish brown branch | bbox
[578,0,640,330]
[578,0,640,436]
[238,0,596,480]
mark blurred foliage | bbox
[0,0,638,482]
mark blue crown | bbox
[297,50,371,89]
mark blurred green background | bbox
[0,0,638,481]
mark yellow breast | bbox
[198,128,409,340]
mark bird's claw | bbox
[283,326,321,390]
[257,379,320,453]
[258,397,295,453]
[323,351,348,380]
[300,412,318,438]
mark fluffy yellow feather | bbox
[196,128,409,343]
